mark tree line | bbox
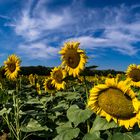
[0,65,124,77]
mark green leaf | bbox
[56,122,72,133]
[65,92,80,100]
[55,92,69,97]
[52,100,69,112]
[8,90,15,95]
[67,105,93,127]
[0,108,12,115]
[55,92,80,100]
[111,132,139,140]
[83,131,103,140]
[25,98,41,104]
[53,122,80,140]
[19,110,26,115]
[21,118,48,132]
[23,110,38,116]
[90,116,118,132]
[40,96,53,104]
[134,132,140,139]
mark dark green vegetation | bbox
[0,76,140,140]
[0,65,124,76]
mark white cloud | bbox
[66,33,138,56]
[15,11,40,40]
[17,42,59,59]
[63,4,140,56]
[0,15,10,20]
[6,0,140,59]
[12,1,72,41]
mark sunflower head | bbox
[59,41,87,77]
[107,73,113,78]
[88,78,140,129]
[4,54,21,80]
[36,83,41,95]
[126,64,140,87]
[29,74,35,86]
[51,67,66,90]
[43,77,56,94]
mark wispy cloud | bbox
[17,42,59,59]
[66,31,138,55]
[6,0,140,59]
[11,0,72,41]
[0,14,10,20]
[64,4,140,56]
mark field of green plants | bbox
[1,42,140,140]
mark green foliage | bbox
[67,105,93,127]
[18,65,124,76]
[21,118,48,132]
[0,108,12,115]
[53,122,80,140]
[90,116,118,132]
[0,73,139,140]
[20,66,52,76]
[109,132,140,140]
[82,131,103,140]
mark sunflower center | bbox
[129,69,140,82]
[47,80,55,90]
[53,70,63,83]
[8,63,16,73]
[98,88,135,119]
[65,49,80,68]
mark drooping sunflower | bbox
[107,73,114,78]
[116,73,122,81]
[88,78,140,129]
[28,74,38,86]
[126,64,140,87]
[28,74,35,86]
[43,77,56,93]
[51,67,66,90]
[36,83,41,95]
[59,42,87,77]
[4,54,21,80]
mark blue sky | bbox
[0,0,140,71]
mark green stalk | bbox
[83,76,90,133]
[83,76,89,104]
[15,81,21,140]
[2,114,17,140]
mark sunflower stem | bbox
[83,76,89,104]
[83,75,90,133]
[12,81,21,140]
[2,114,17,140]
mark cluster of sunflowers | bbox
[88,64,140,130]
[3,42,87,92]
[43,42,87,93]
[3,41,140,130]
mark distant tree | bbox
[20,66,52,76]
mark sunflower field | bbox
[1,42,140,140]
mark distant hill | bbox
[20,65,124,76]
[20,66,52,76]
[0,65,124,77]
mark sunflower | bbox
[88,78,140,129]
[126,64,140,87]
[28,74,38,86]
[116,73,122,81]
[4,54,21,80]
[51,67,66,90]
[36,83,41,95]
[59,42,87,77]
[107,73,114,78]
[28,74,35,86]
[43,77,56,93]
